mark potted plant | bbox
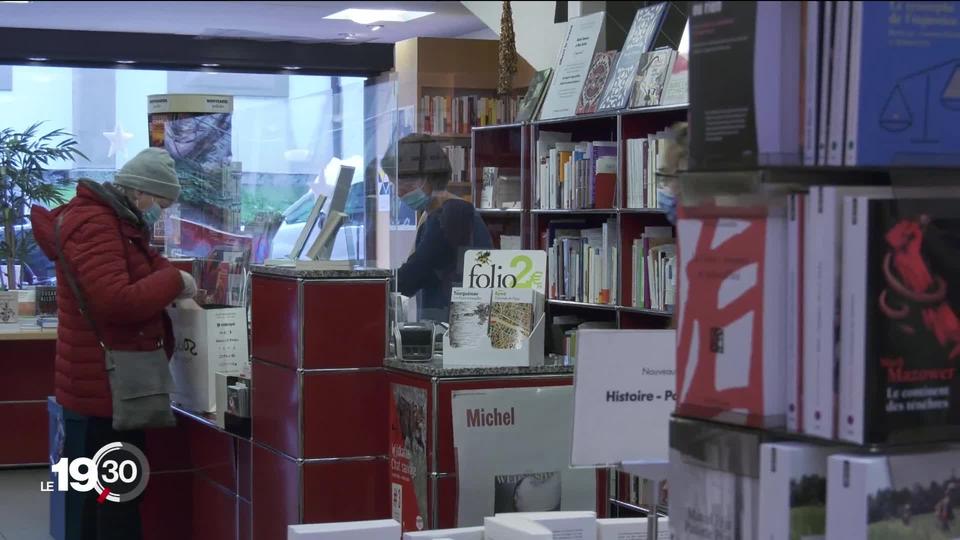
[0,122,86,289]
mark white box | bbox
[758,443,831,540]
[287,519,400,540]
[484,516,552,540]
[403,526,484,540]
[596,517,669,540]
[496,512,596,540]
[168,302,249,413]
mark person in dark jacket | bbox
[384,134,492,322]
[31,148,196,540]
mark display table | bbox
[0,330,56,466]
[384,358,592,530]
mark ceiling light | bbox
[27,57,47,62]
[282,66,301,71]
[369,25,384,32]
[1,1,32,4]
[201,63,220,68]
[323,8,432,25]
[116,59,136,64]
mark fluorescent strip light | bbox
[27,57,48,61]
[323,8,432,25]
[116,59,137,64]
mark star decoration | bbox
[103,122,134,158]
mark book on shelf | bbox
[659,21,689,107]
[758,443,834,540]
[443,144,467,183]
[480,167,497,209]
[689,1,803,169]
[785,193,806,432]
[540,11,605,120]
[826,449,960,539]
[499,235,522,250]
[516,68,553,123]
[631,226,675,311]
[598,2,669,112]
[547,218,619,306]
[625,130,676,210]
[419,94,520,135]
[838,196,960,445]
[629,48,676,109]
[826,0,852,166]
[803,1,824,166]
[816,0,834,166]
[536,135,617,210]
[842,2,960,166]
[0,290,18,329]
[576,50,618,115]
[479,167,521,210]
[676,207,788,428]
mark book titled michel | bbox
[842,1,960,166]
[838,197,960,445]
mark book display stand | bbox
[441,313,546,369]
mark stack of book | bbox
[535,136,617,210]
[420,94,521,135]
[625,130,676,209]
[630,226,675,311]
[546,219,619,305]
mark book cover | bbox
[577,51,618,115]
[827,451,960,539]
[449,288,492,349]
[840,197,960,445]
[0,290,18,326]
[676,207,788,428]
[517,68,553,123]
[630,48,675,108]
[826,0,852,165]
[758,443,832,540]
[598,3,668,112]
[481,167,498,209]
[844,1,960,166]
[540,12,606,120]
[488,288,537,350]
[660,21,689,106]
[786,193,807,432]
[803,1,824,165]
[689,1,803,170]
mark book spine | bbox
[826,457,873,539]
[815,187,841,438]
[843,1,864,166]
[758,445,791,540]
[786,194,804,431]
[838,196,868,444]
[803,0,822,165]
[827,0,852,165]
[817,1,835,165]
[802,186,824,436]
[764,213,789,420]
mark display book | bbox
[443,250,547,367]
[546,218,619,306]
[535,132,617,210]
[480,167,522,210]
[688,1,960,170]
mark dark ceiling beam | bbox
[0,27,394,76]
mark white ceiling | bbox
[0,1,494,43]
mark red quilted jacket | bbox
[31,180,184,418]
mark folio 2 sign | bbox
[463,250,547,294]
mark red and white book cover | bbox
[676,205,788,428]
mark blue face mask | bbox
[142,202,163,227]
[401,187,430,211]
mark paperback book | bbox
[488,288,539,350]
[577,51,618,115]
[598,2,669,111]
[449,288,492,349]
[659,21,689,107]
[758,443,833,540]
[786,193,807,432]
[516,68,553,123]
[629,48,676,109]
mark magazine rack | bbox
[442,313,546,368]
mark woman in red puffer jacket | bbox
[31,147,196,540]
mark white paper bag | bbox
[168,302,249,413]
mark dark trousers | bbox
[62,409,145,540]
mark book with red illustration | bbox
[576,50,618,115]
[675,205,787,428]
[838,197,960,445]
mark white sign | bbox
[538,12,606,120]
[462,250,547,295]
[571,330,676,467]
[452,386,596,526]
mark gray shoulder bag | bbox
[55,214,176,431]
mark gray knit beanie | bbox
[115,148,181,201]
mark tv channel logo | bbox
[42,442,150,503]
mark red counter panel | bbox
[302,280,387,369]
[302,458,390,523]
[251,359,300,457]
[145,423,192,473]
[186,418,238,493]
[141,471,192,540]
[192,474,238,540]
[302,370,387,459]
[0,340,55,401]
[252,444,299,540]
[0,401,47,465]
[251,277,300,369]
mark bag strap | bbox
[55,214,107,350]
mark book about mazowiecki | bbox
[838,197,960,445]
[826,449,960,539]
[758,442,837,540]
[675,204,788,428]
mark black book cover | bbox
[864,198,960,444]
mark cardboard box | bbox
[168,301,249,413]
[597,517,670,540]
[403,526,483,540]
[497,512,597,540]
[287,519,400,540]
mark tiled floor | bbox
[0,468,51,540]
